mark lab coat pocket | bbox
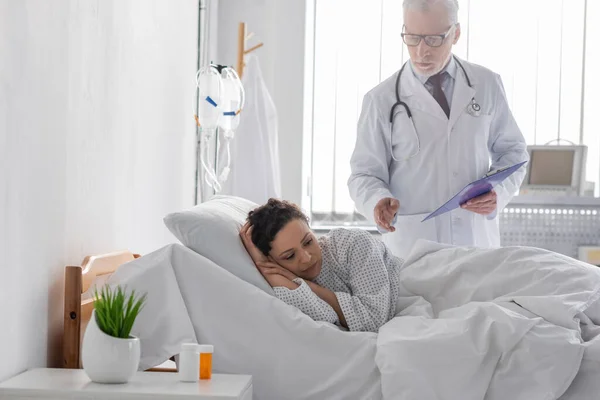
[383,212,437,259]
[460,113,493,143]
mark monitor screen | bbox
[528,149,574,186]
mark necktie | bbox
[427,72,450,118]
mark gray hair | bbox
[403,0,459,25]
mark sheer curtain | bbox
[309,0,600,226]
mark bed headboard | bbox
[62,250,139,369]
[63,250,178,372]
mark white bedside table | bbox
[0,368,252,400]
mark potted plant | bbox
[81,285,147,384]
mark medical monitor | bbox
[521,145,587,196]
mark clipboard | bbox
[422,160,528,222]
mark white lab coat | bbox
[348,56,529,259]
[220,54,282,204]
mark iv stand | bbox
[195,0,218,205]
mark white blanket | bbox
[376,240,600,400]
[108,240,600,399]
[108,244,381,400]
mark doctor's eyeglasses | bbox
[401,25,455,47]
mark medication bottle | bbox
[198,345,214,380]
[179,343,200,382]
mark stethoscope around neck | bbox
[389,55,481,162]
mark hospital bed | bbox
[62,245,381,399]
[61,196,600,400]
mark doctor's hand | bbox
[374,197,400,232]
[461,190,497,216]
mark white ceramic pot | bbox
[81,309,141,384]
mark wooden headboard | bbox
[62,250,137,369]
[62,250,176,372]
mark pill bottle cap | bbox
[181,343,200,352]
[198,345,214,353]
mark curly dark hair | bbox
[247,198,310,256]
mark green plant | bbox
[93,285,147,339]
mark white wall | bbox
[0,0,198,382]
[216,0,308,206]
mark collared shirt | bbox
[410,56,457,109]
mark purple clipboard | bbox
[422,161,528,222]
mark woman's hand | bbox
[256,260,299,290]
[239,223,298,290]
[239,222,268,265]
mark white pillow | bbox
[163,195,274,295]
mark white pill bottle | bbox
[178,343,200,382]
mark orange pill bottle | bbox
[198,345,214,380]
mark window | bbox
[308,0,600,227]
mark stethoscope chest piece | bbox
[467,98,481,117]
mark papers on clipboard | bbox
[422,161,528,222]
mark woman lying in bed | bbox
[239,198,403,333]
[240,198,600,339]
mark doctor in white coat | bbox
[348,0,529,259]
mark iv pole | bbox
[194,13,261,204]
[195,0,211,205]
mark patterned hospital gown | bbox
[273,228,403,333]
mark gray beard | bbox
[412,52,452,78]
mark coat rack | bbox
[237,22,264,79]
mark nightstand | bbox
[0,368,252,399]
